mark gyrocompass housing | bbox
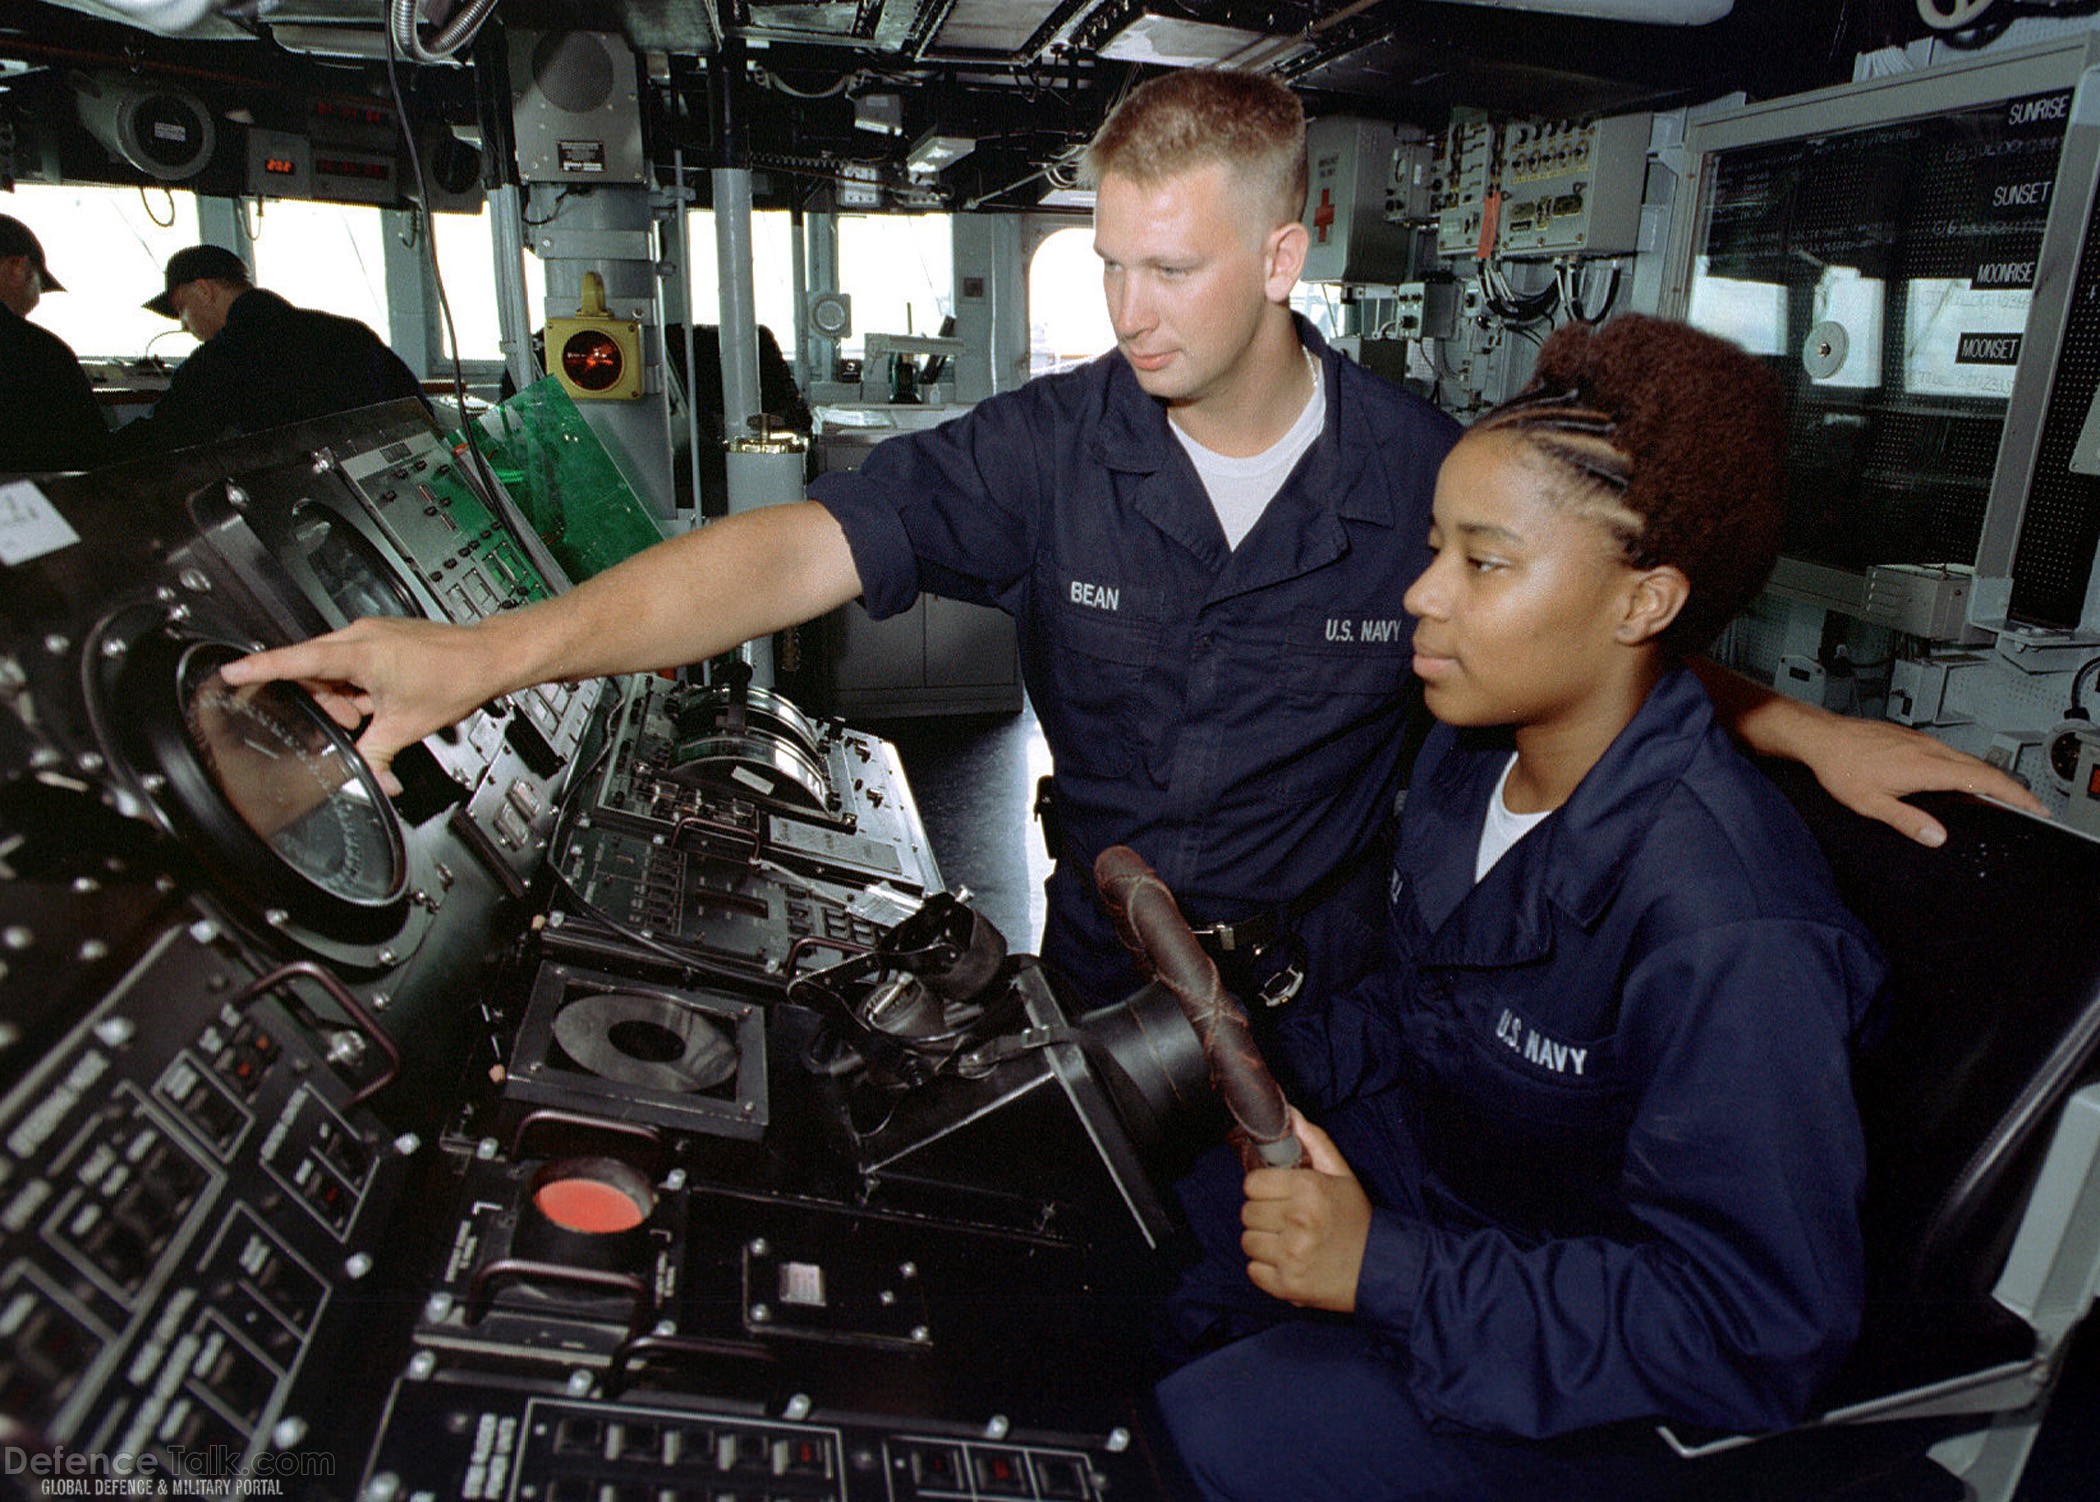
[102,625,420,954]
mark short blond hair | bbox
[1080,70,1308,228]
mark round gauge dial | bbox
[99,625,416,952]
[290,502,419,621]
[178,645,404,907]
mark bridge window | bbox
[5,182,200,360]
[1685,268,1788,357]
[249,199,389,343]
[837,214,952,357]
[687,209,799,359]
[1290,283,1345,342]
[429,204,505,362]
[1028,225,1112,375]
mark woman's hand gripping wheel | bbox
[1093,845,1303,1172]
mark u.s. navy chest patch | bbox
[1324,616,1405,644]
[1494,1008,1590,1076]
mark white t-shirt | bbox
[1168,355,1326,549]
[1476,753,1553,883]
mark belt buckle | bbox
[1256,959,1304,1008]
[1192,920,1242,953]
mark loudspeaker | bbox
[509,30,645,184]
[413,128,486,214]
[73,72,215,181]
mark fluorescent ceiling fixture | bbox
[1039,186,1097,209]
[906,131,975,176]
[1216,35,1316,71]
[1100,15,1298,68]
[853,92,904,136]
[1444,0,1731,19]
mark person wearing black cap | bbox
[116,242,428,456]
[0,213,110,474]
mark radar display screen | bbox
[1685,88,2070,575]
[290,501,420,621]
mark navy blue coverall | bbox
[116,289,427,456]
[812,320,1459,1009]
[0,301,108,473]
[1157,668,1887,1501]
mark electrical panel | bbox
[1493,112,1651,258]
[1434,118,1499,259]
[1422,111,1651,264]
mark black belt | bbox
[1038,774,1388,1006]
[1181,838,1387,1007]
[1184,835,1383,949]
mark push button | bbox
[971,1448,1030,1494]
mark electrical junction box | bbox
[1393,280,1462,340]
[1351,337,1413,386]
[1862,563,1976,640]
[1887,653,1988,727]
[1388,136,1438,223]
[1303,117,1425,284]
[1493,112,1650,258]
[835,163,882,210]
[1774,653,1828,706]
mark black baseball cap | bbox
[0,215,62,293]
[145,243,250,318]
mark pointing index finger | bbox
[220,637,357,690]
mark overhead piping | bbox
[390,0,503,65]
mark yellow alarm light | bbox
[547,271,643,401]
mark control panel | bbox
[0,898,413,1475]
[1493,112,1651,258]
[0,403,1189,1497]
[1433,117,1499,258]
[338,429,555,624]
[542,672,939,987]
[361,1382,1148,1502]
[588,674,940,895]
